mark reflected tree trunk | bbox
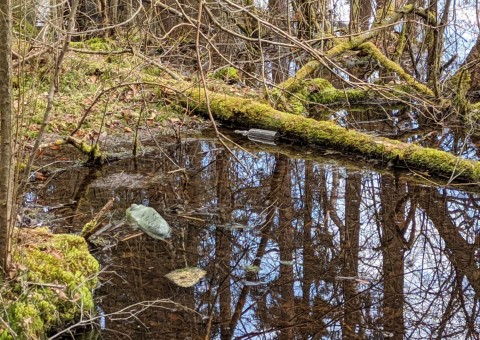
[301,160,314,325]
[340,172,362,339]
[214,150,233,339]
[415,187,480,296]
[276,155,294,339]
[380,175,406,339]
[228,153,285,336]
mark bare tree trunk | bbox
[269,0,289,83]
[463,34,480,100]
[350,0,360,34]
[359,0,372,30]
[425,0,451,95]
[0,0,14,272]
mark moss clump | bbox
[70,37,113,51]
[64,136,108,164]
[275,77,374,114]
[0,228,99,339]
[81,220,97,238]
[212,67,241,84]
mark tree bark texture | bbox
[0,0,13,272]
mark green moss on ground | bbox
[69,37,114,51]
[0,228,99,339]
[212,67,241,84]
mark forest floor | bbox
[18,39,262,150]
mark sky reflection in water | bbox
[31,136,480,339]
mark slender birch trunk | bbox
[0,0,14,273]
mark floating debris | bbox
[96,305,106,330]
[165,267,206,287]
[218,222,249,231]
[243,280,269,286]
[335,276,371,284]
[243,265,260,273]
[92,172,146,189]
[126,204,171,240]
[234,128,280,145]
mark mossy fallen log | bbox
[64,136,108,164]
[278,4,415,91]
[171,83,480,183]
[357,42,434,97]
[275,78,414,114]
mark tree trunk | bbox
[0,0,14,272]
[463,34,480,101]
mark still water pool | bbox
[26,131,480,339]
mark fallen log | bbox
[278,4,415,91]
[169,82,480,183]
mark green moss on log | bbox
[81,219,98,238]
[276,78,375,113]
[278,4,415,91]
[358,42,434,97]
[65,136,107,164]
[176,84,480,182]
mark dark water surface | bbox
[26,132,480,339]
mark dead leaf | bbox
[34,172,48,181]
[165,267,206,287]
[55,289,68,301]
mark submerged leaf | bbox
[165,267,206,287]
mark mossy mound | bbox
[212,67,241,84]
[0,228,99,339]
[69,37,114,51]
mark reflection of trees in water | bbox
[44,140,480,338]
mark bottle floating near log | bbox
[234,128,280,145]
